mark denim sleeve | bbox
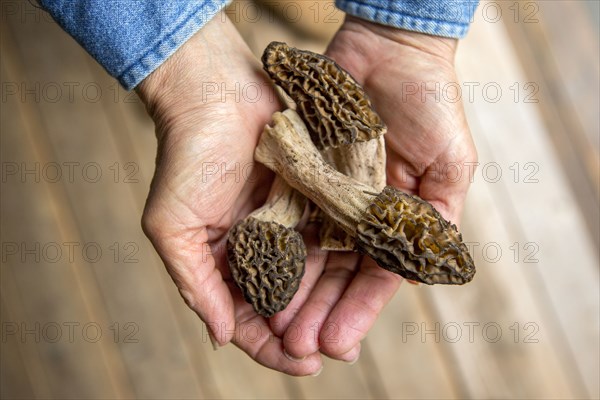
[39,0,230,90]
[336,0,479,38]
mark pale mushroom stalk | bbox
[255,110,476,285]
[320,137,387,250]
[245,176,306,227]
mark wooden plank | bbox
[1,30,129,398]
[1,55,53,400]
[367,287,466,399]
[419,5,598,398]
[536,1,599,152]
[422,183,575,398]
[498,0,600,248]
[252,0,343,40]
[1,287,39,399]
[300,357,375,399]
[230,0,339,58]
[464,9,599,398]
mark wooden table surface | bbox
[1,1,598,399]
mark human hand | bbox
[324,17,478,221]
[136,16,323,376]
[272,16,477,363]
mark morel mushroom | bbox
[255,110,475,285]
[262,41,388,250]
[227,173,307,317]
[262,41,386,149]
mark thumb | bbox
[171,240,236,346]
[417,152,476,227]
[143,213,236,345]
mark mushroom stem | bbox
[322,137,387,191]
[255,110,374,236]
[248,176,306,228]
[320,136,387,250]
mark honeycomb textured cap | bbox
[262,41,386,149]
[356,187,475,285]
[227,218,307,317]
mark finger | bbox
[282,251,361,359]
[269,222,328,336]
[231,300,323,376]
[319,257,402,358]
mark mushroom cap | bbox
[356,187,476,285]
[262,41,386,149]
[227,217,307,317]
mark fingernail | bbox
[346,355,360,365]
[311,366,324,377]
[208,331,220,351]
[284,349,306,362]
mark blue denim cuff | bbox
[40,0,231,90]
[336,0,479,38]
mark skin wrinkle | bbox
[283,307,329,354]
[142,206,204,258]
[158,129,258,228]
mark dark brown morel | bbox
[263,43,388,252]
[357,187,475,285]
[262,41,386,149]
[227,218,306,317]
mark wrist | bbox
[135,16,254,126]
[337,16,458,65]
